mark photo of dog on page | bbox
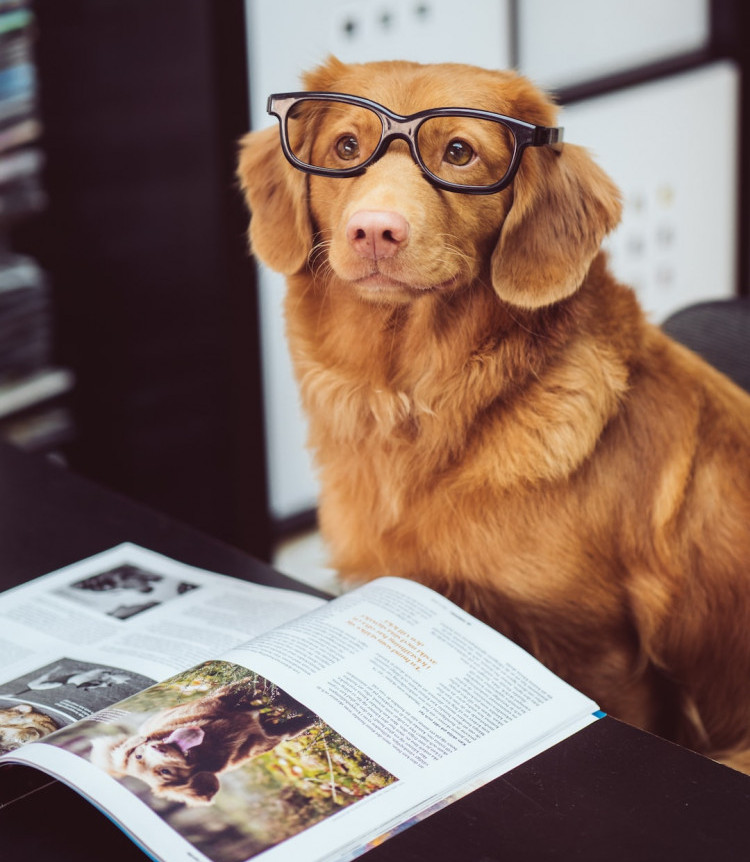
[238,58,750,772]
[49,661,396,862]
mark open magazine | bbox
[0,544,601,862]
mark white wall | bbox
[517,0,710,90]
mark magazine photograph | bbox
[49,660,397,862]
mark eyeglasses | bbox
[267,91,563,195]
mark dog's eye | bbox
[444,139,474,166]
[159,768,172,776]
[335,134,360,161]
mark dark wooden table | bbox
[1,444,749,861]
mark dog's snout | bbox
[346,210,409,260]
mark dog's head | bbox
[90,727,220,806]
[0,703,59,753]
[238,57,621,310]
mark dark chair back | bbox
[662,299,750,393]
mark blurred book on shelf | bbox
[0,0,44,221]
[0,2,73,454]
[0,368,74,451]
[0,254,51,373]
[0,254,74,451]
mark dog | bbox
[90,682,317,805]
[0,703,59,753]
[238,57,750,771]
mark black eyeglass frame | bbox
[267,91,564,195]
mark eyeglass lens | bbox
[285,98,515,187]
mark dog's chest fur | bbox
[286,261,634,581]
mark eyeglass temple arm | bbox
[533,125,564,152]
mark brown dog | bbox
[91,682,316,805]
[238,57,750,771]
[0,703,59,753]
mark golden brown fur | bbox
[238,58,750,770]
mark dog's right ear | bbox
[237,126,312,275]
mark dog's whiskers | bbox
[309,236,332,273]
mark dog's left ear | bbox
[491,143,622,309]
[237,126,312,275]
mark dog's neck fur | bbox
[286,252,640,491]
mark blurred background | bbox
[1,1,748,579]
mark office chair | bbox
[661,298,750,393]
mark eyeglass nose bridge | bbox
[368,115,423,170]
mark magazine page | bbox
[0,543,324,754]
[5,577,599,862]
[226,577,600,861]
